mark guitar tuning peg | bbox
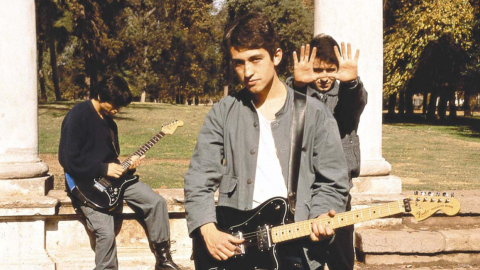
[414,191,418,195]
[421,191,426,196]
[428,191,433,196]
[436,192,440,196]
[443,192,448,197]
[430,198,436,202]
[451,193,455,198]
[446,198,450,203]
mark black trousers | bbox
[326,195,354,270]
[304,195,354,270]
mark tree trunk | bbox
[387,93,396,117]
[405,91,414,116]
[398,91,405,117]
[36,1,47,103]
[448,91,457,119]
[427,91,438,120]
[464,90,472,117]
[46,1,61,101]
[437,91,448,120]
[38,43,48,103]
[422,91,428,115]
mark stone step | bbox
[51,247,194,270]
[353,263,480,270]
[353,190,480,267]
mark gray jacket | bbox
[286,77,367,181]
[184,84,350,236]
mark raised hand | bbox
[293,44,322,88]
[333,42,360,82]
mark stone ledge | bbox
[47,189,188,215]
[356,228,480,254]
[360,253,480,266]
[0,195,57,216]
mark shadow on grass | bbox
[383,112,480,139]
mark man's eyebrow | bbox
[248,53,264,59]
[232,53,264,63]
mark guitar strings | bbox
[228,201,408,242]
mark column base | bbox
[0,161,49,179]
[0,174,53,196]
[351,174,402,194]
[0,219,55,270]
[360,158,392,177]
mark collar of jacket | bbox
[236,82,295,120]
[307,80,339,99]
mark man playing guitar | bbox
[184,12,350,270]
[59,75,182,270]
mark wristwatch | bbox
[344,78,359,89]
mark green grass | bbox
[38,101,211,190]
[383,114,480,191]
[39,102,480,191]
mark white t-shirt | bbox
[252,111,288,208]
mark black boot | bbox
[153,240,182,270]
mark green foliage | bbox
[226,0,314,81]
[37,0,313,102]
[384,0,476,96]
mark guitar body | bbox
[66,172,139,211]
[193,197,293,270]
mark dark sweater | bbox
[58,100,120,181]
[286,77,367,180]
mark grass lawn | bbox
[383,113,480,191]
[39,102,480,191]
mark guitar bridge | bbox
[256,225,272,251]
[231,231,245,256]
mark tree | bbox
[384,0,476,118]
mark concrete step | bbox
[51,247,194,270]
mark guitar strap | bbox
[287,90,306,217]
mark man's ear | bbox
[273,48,283,66]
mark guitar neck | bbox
[271,200,407,244]
[120,131,166,171]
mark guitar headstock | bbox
[161,120,184,135]
[407,191,460,221]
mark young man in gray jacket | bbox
[287,34,368,270]
[184,12,350,269]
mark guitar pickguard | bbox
[194,197,290,270]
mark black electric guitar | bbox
[193,192,460,270]
[65,120,184,212]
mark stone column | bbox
[314,0,401,194]
[0,1,56,269]
[0,0,51,196]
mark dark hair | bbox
[311,34,341,68]
[224,12,280,60]
[97,75,132,107]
